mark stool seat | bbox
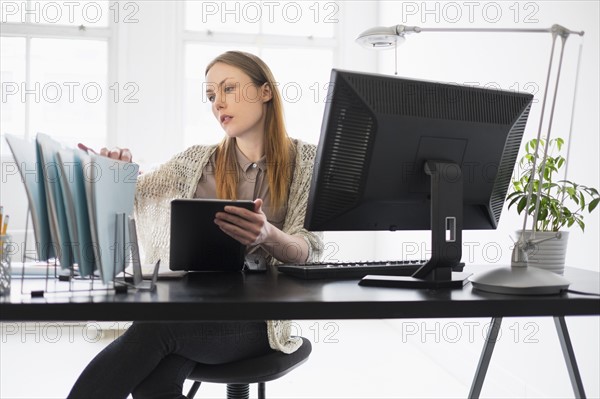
[186,337,311,398]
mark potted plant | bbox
[507,137,599,273]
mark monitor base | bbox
[359,272,472,289]
[469,266,570,295]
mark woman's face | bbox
[205,62,272,140]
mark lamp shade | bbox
[355,25,405,48]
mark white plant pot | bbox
[516,230,569,275]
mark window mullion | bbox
[24,36,31,141]
[182,31,336,49]
[106,12,118,148]
[0,23,111,40]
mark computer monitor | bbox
[304,69,533,288]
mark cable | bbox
[566,289,600,297]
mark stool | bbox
[186,337,312,399]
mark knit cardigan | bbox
[134,139,323,353]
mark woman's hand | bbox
[214,198,310,263]
[214,199,272,246]
[77,143,133,162]
[100,146,133,162]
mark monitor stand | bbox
[359,161,471,289]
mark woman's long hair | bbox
[205,51,293,209]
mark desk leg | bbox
[554,316,586,399]
[469,317,502,399]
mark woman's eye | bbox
[207,94,215,102]
[224,85,235,93]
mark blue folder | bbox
[56,148,96,277]
[4,134,55,261]
[36,133,74,270]
[86,153,139,284]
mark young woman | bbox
[68,51,323,399]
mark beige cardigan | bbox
[134,139,323,353]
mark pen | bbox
[77,143,98,155]
[1,215,8,235]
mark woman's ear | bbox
[261,83,273,103]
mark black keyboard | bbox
[278,260,435,280]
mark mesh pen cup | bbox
[0,235,12,296]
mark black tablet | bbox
[169,199,255,272]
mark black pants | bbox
[67,321,273,399]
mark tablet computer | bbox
[169,199,255,272]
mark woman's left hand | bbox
[214,199,272,245]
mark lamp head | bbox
[355,25,421,49]
[356,26,405,48]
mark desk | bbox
[1,265,599,398]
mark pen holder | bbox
[0,235,11,296]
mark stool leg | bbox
[226,384,249,399]
[187,381,201,399]
[258,382,266,399]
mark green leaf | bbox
[589,198,600,213]
[544,168,551,181]
[517,196,528,214]
[508,195,522,209]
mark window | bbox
[182,0,340,147]
[1,0,112,152]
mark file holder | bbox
[126,216,159,291]
[113,214,159,292]
[19,204,59,297]
[6,134,150,296]
[16,207,158,297]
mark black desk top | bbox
[1,266,599,321]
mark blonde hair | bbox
[205,51,293,208]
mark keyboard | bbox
[278,260,465,280]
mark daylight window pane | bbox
[29,38,107,148]
[261,48,334,144]
[261,1,337,37]
[185,1,259,34]
[0,37,27,143]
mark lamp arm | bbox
[393,25,422,35]
[411,24,583,36]
[559,41,585,207]
[517,32,560,241]
[530,33,569,237]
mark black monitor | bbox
[304,69,533,288]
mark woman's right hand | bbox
[99,147,133,162]
[78,143,133,162]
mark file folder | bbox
[36,133,74,270]
[4,134,55,261]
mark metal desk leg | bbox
[554,316,586,399]
[469,317,502,399]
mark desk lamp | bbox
[356,24,585,295]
